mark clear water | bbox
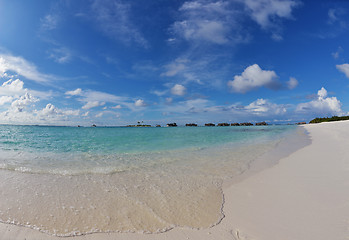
[0,125,295,175]
[0,124,302,236]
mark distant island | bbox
[309,116,349,124]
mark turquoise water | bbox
[0,125,295,153]
[0,124,296,175]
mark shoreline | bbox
[1,122,347,239]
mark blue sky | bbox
[1,0,349,126]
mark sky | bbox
[0,0,349,126]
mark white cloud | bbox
[227,64,280,93]
[328,9,338,24]
[11,93,39,112]
[36,104,80,117]
[151,90,168,96]
[0,96,13,106]
[172,20,230,44]
[156,97,287,124]
[0,77,82,125]
[171,0,242,45]
[82,101,105,110]
[243,0,300,29]
[34,104,81,123]
[66,88,137,110]
[65,88,82,96]
[40,14,59,31]
[161,58,188,77]
[48,47,72,64]
[286,77,298,89]
[166,97,173,104]
[96,112,104,118]
[171,0,299,44]
[327,8,347,25]
[160,57,222,86]
[111,105,122,109]
[336,63,349,78]
[40,103,59,116]
[91,0,148,47]
[134,99,146,107]
[171,84,187,96]
[81,90,128,103]
[63,109,80,116]
[0,79,26,96]
[0,54,56,83]
[332,46,343,59]
[245,98,286,115]
[296,87,343,116]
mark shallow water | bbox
[0,125,304,236]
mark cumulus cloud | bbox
[336,63,349,78]
[134,99,146,107]
[245,98,286,115]
[227,64,280,93]
[35,104,80,122]
[0,54,56,83]
[82,101,105,110]
[0,96,13,106]
[40,103,59,115]
[171,84,187,96]
[0,79,26,96]
[296,87,343,116]
[243,0,300,29]
[0,77,82,125]
[286,77,298,90]
[11,93,39,112]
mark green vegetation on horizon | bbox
[309,116,349,124]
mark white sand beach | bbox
[1,120,349,240]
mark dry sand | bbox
[1,120,349,240]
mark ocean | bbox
[0,124,306,236]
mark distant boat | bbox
[167,123,177,127]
